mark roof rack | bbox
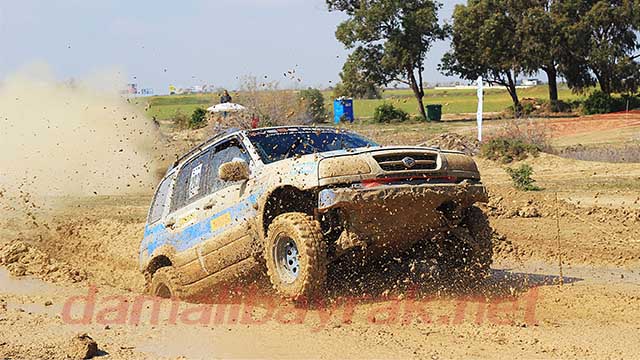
[170,127,241,170]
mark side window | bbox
[170,150,211,212]
[206,139,250,194]
[148,174,174,224]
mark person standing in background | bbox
[251,114,260,129]
[220,90,232,104]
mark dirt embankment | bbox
[0,195,150,293]
[486,188,640,266]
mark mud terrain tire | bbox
[149,267,185,299]
[461,206,493,278]
[265,212,327,301]
[435,206,493,282]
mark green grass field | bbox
[143,85,585,121]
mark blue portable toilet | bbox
[333,98,354,124]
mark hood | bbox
[314,145,464,159]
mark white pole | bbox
[477,76,484,142]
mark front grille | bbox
[373,152,438,171]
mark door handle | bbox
[204,199,217,210]
[164,218,176,229]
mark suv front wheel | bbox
[265,212,327,301]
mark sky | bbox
[0,0,465,94]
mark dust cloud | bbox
[0,64,161,202]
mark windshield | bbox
[247,128,378,164]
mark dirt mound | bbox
[0,240,86,283]
[420,133,480,155]
[484,188,640,266]
[488,192,639,225]
[486,196,544,219]
[492,232,525,260]
[0,194,149,291]
[67,334,99,359]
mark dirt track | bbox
[1,117,640,359]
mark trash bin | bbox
[334,98,354,124]
[426,104,442,121]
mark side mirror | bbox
[219,159,250,182]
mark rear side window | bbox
[169,138,250,213]
[148,175,174,224]
[171,150,212,212]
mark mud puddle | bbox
[0,267,58,296]
[494,260,640,285]
[0,267,66,317]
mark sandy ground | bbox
[1,114,639,359]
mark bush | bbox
[505,164,541,191]
[505,98,582,117]
[583,91,617,115]
[299,88,327,123]
[481,120,549,163]
[542,99,579,113]
[373,103,408,123]
[582,91,640,115]
[619,94,640,111]
[503,99,537,118]
[410,114,426,122]
[481,138,541,163]
[523,102,535,115]
[173,110,190,130]
[190,108,208,129]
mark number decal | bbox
[188,164,203,199]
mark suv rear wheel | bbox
[149,267,185,299]
[265,212,327,301]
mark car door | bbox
[163,148,216,284]
[194,138,257,279]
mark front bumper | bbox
[318,181,487,212]
[317,181,488,254]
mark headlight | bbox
[318,189,338,209]
[318,157,371,179]
[444,153,479,173]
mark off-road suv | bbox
[140,126,492,300]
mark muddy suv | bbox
[140,126,492,300]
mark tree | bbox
[327,0,448,120]
[299,88,328,123]
[554,0,640,95]
[333,50,382,99]
[441,0,525,115]
[516,1,563,106]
